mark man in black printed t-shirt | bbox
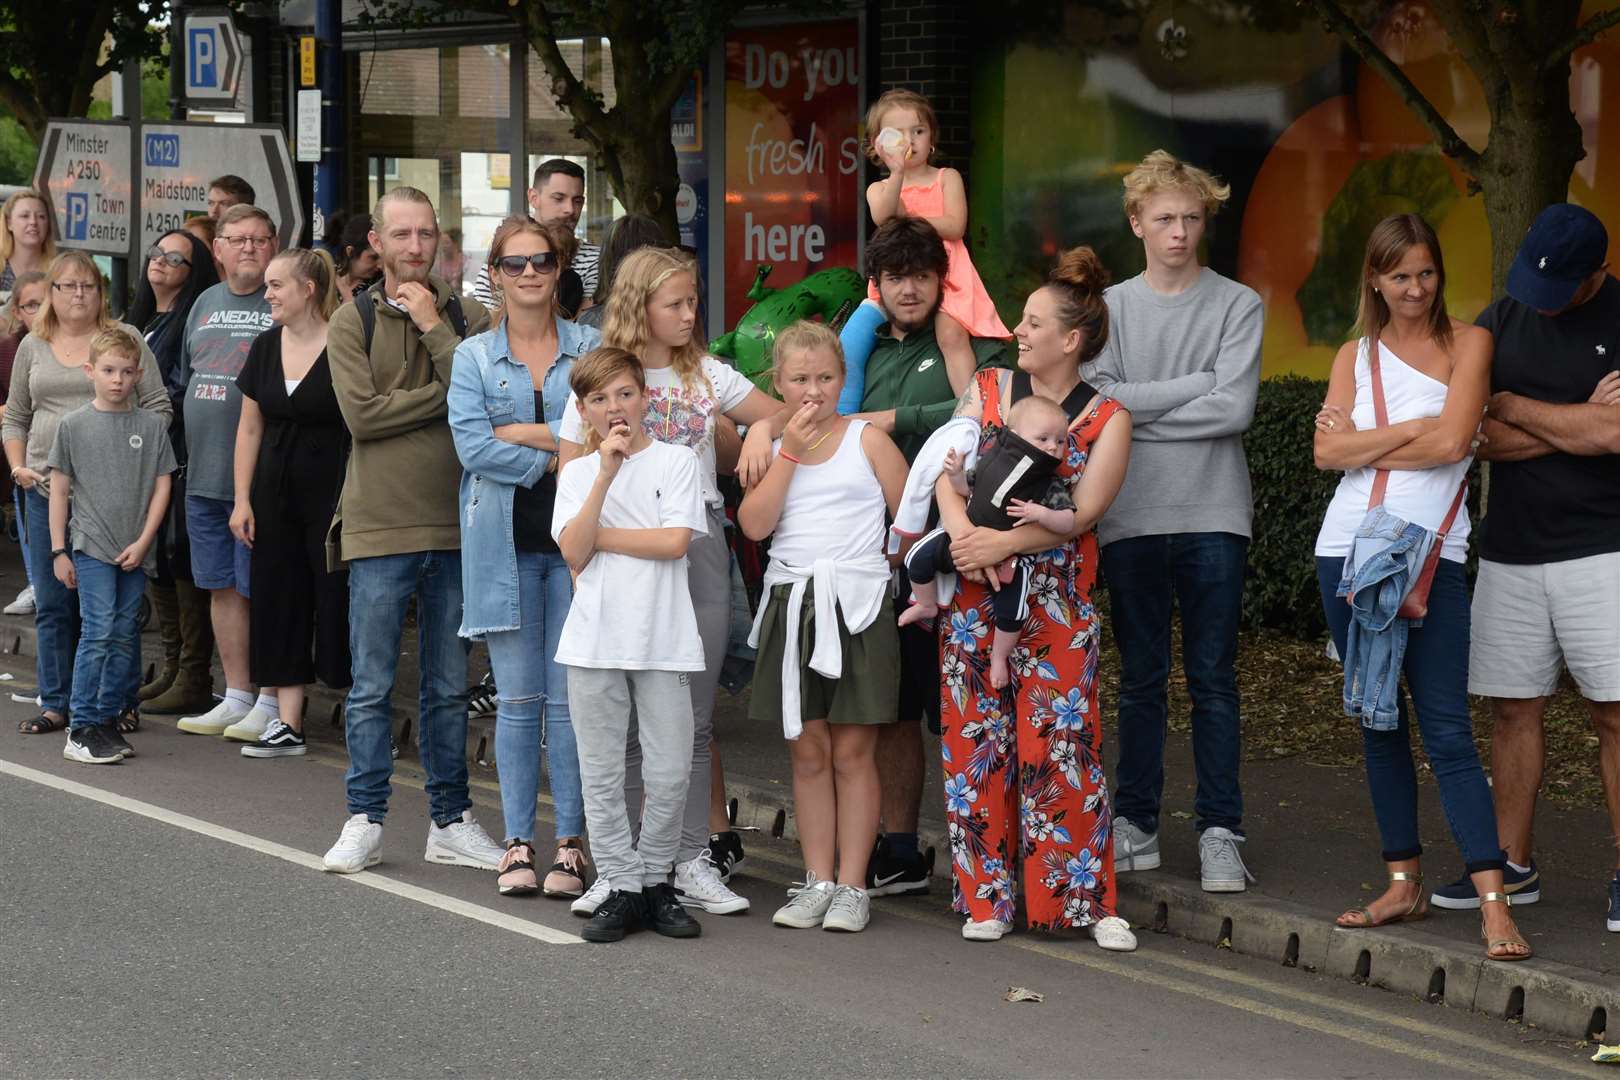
[1428,204,1620,932]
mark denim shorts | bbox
[186,494,251,597]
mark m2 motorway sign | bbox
[33,119,304,262]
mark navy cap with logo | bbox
[1506,203,1609,312]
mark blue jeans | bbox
[26,488,77,715]
[1102,531,1247,835]
[344,551,471,826]
[68,554,144,730]
[1317,557,1505,871]
[15,486,32,586]
[486,551,583,842]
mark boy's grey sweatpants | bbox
[625,505,728,862]
[568,666,695,894]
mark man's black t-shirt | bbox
[1476,276,1620,564]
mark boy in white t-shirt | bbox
[553,347,709,944]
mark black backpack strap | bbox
[355,288,377,355]
[445,294,468,339]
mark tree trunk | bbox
[1475,74,1585,298]
[605,111,681,245]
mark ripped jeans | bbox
[486,550,583,843]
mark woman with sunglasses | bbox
[3,252,170,740]
[124,231,222,714]
[448,216,600,899]
[1,271,47,616]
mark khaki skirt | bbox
[748,583,900,728]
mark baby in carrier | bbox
[898,395,1076,688]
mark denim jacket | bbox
[448,317,600,637]
[1336,506,1436,731]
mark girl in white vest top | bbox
[739,321,908,932]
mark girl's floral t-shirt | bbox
[558,354,754,507]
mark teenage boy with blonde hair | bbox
[1084,150,1263,893]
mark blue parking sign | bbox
[188,28,217,90]
[64,192,88,241]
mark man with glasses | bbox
[320,186,501,874]
[173,204,279,741]
[470,159,598,317]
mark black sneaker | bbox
[1431,859,1541,910]
[865,835,934,897]
[241,719,307,758]
[104,727,136,759]
[644,882,702,939]
[707,830,747,883]
[63,726,124,765]
[581,889,646,943]
[467,673,497,719]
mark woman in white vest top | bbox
[1312,214,1529,961]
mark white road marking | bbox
[0,756,580,946]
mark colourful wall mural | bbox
[968,1,1620,379]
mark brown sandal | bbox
[1481,892,1532,961]
[18,711,66,735]
[1337,870,1428,928]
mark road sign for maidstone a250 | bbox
[33,118,305,261]
[33,119,134,256]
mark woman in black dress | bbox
[229,247,352,757]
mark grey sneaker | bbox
[1114,818,1160,872]
[772,873,836,928]
[821,885,870,933]
[1199,827,1256,893]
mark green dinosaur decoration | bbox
[710,264,868,392]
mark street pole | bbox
[111,59,142,317]
[313,0,345,243]
[169,1,186,121]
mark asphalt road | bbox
[0,706,1602,1079]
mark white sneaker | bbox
[1090,915,1138,952]
[1114,818,1161,872]
[773,873,836,928]
[571,875,611,917]
[1199,827,1256,893]
[962,918,1013,942]
[323,814,382,873]
[424,811,504,870]
[674,852,751,914]
[822,885,870,932]
[176,697,247,736]
[222,706,275,742]
[4,584,35,615]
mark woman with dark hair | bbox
[333,213,380,303]
[575,213,666,330]
[1312,214,1529,961]
[126,229,221,714]
[936,246,1136,951]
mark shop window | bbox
[358,48,440,115]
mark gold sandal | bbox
[1480,892,1533,961]
[1337,870,1428,928]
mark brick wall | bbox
[876,0,972,172]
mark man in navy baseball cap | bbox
[1437,200,1620,932]
[1506,203,1609,313]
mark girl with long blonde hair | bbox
[558,245,786,917]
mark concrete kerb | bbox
[720,771,1617,1043]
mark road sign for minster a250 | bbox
[33,119,134,256]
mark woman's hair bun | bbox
[1049,246,1109,294]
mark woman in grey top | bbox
[3,251,170,735]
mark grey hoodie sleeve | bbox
[1085,296,1217,422]
[1131,291,1263,443]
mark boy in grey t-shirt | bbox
[49,328,178,765]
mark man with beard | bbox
[174,205,279,740]
[849,217,1009,897]
[470,159,599,317]
[320,187,504,875]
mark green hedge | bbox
[1242,376,1339,638]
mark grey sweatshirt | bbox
[1083,268,1263,545]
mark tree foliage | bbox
[0,0,169,141]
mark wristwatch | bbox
[50,547,69,560]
